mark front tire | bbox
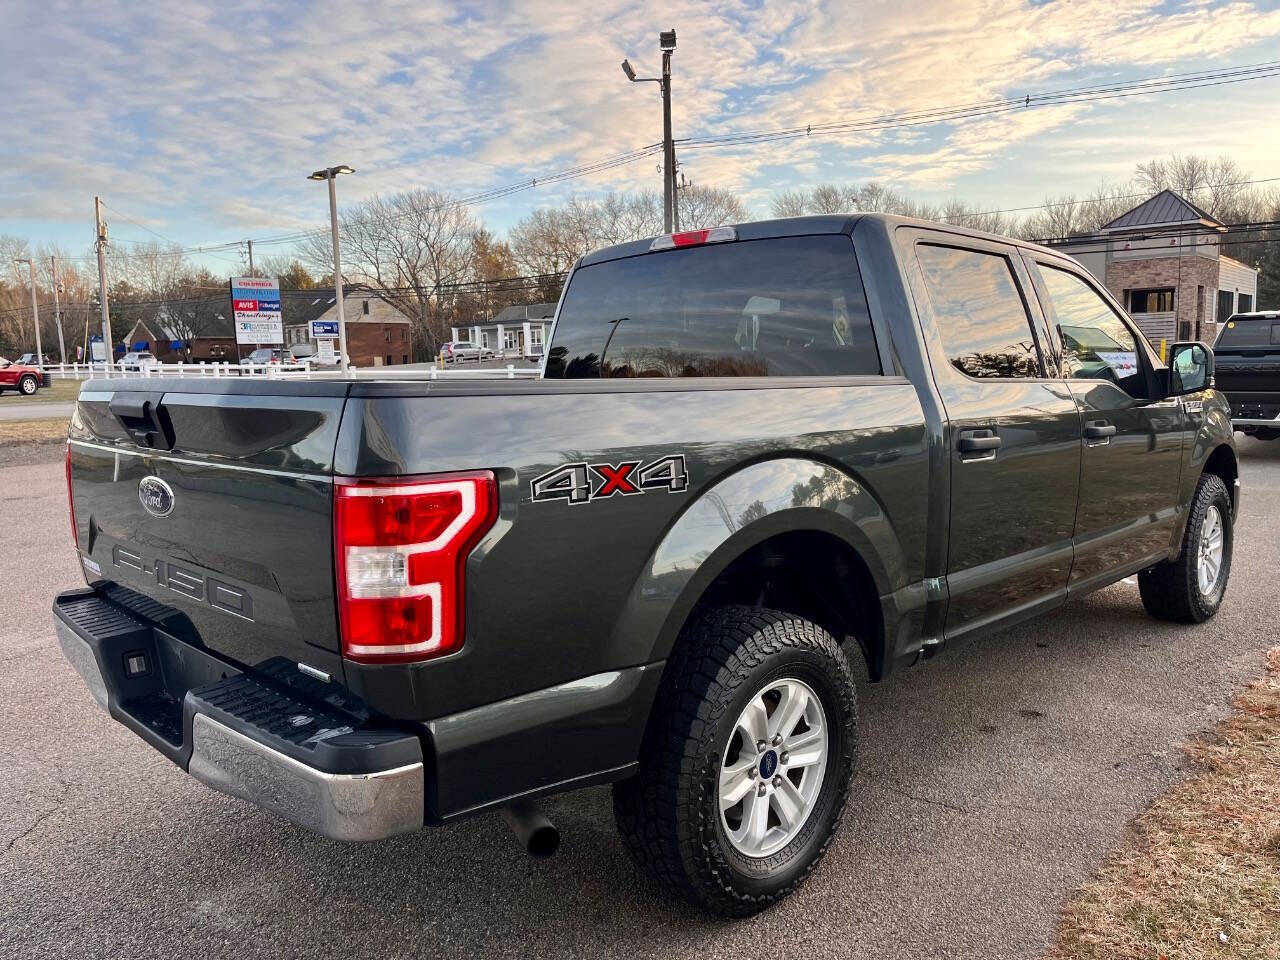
[18,375,37,395]
[613,606,857,917]
[1138,473,1233,623]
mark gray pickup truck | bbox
[54,214,1237,916]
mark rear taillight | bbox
[334,471,498,663]
[66,442,78,549]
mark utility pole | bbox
[95,197,114,367]
[11,259,43,364]
[50,256,66,364]
[622,28,678,233]
[247,238,255,274]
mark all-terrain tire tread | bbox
[613,605,855,917]
[1138,473,1231,624]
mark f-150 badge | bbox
[531,455,689,505]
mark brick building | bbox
[1050,189,1258,346]
[284,286,412,367]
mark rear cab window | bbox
[1216,315,1280,349]
[544,235,880,379]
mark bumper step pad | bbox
[54,588,426,841]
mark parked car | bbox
[56,214,1237,917]
[1214,310,1280,439]
[14,352,53,368]
[118,350,159,373]
[441,341,494,362]
[0,356,51,395]
[240,348,294,366]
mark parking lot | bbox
[1,438,1277,960]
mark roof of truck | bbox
[575,213,1064,269]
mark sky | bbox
[3,0,1280,272]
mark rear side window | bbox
[916,244,1042,379]
[543,235,879,379]
[1216,316,1280,348]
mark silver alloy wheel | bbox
[1197,504,1225,596]
[20,377,36,394]
[718,677,828,858]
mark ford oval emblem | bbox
[138,476,175,518]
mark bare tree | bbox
[304,189,480,356]
[1135,154,1249,217]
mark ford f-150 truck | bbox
[54,215,1238,916]
[1214,310,1280,439]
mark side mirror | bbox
[1168,341,1214,396]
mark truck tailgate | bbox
[68,381,349,681]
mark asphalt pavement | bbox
[2,439,1278,960]
[0,401,75,421]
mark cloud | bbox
[1,0,1279,250]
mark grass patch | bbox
[0,417,69,444]
[1,378,83,403]
[1050,648,1280,959]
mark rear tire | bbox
[613,605,857,917]
[18,375,37,395]
[1138,473,1233,623]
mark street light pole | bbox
[622,28,678,233]
[308,165,355,376]
[13,258,43,365]
[660,31,676,233]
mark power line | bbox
[677,60,1280,150]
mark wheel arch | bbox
[610,456,910,686]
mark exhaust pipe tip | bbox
[501,800,560,858]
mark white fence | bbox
[42,362,541,382]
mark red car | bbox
[0,357,50,395]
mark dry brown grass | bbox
[0,417,69,444]
[1050,648,1280,960]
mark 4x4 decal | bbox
[530,455,689,505]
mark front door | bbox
[908,235,1082,639]
[1023,257,1184,589]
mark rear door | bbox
[68,383,349,679]
[905,232,1082,639]
[1023,257,1184,588]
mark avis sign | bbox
[231,277,283,345]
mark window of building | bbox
[402,354,409,364]
[385,355,392,365]
[1033,263,1148,398]
[384,330,391,343]
[1217,289,1234,322]
[1127,288,1175,314]
[400,328,407,342]
[1239,292,1254,312]
[915,244,1041,379]
[504,330,520,351]
[363,300,370,315]
[544,235,879,379]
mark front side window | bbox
[916,244,1042,379]
[544,236,878,379]
[1034,264,1147,397]
[1127,287,1175,314]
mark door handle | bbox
[958,429,1002,455]
[1084,422,1117,440]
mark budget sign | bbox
[231,277,283,345]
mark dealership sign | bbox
[310,319,339,339]
[231,277,283,345]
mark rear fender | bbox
[611,456,907,668]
